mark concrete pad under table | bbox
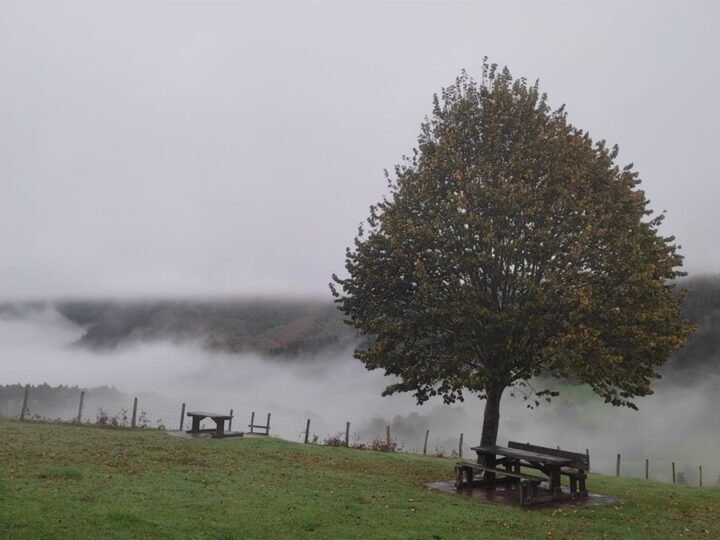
[426,480,620,510]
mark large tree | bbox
[331,62,693,447]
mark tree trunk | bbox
[480,383,505,449]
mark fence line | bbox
[2,385,717,488]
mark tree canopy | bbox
[331,62,693,446]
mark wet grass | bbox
[1,418,718,539]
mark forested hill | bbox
[54,299,357,356]
[1,275,719,373]
[663,275,720,380]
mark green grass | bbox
[1,419,718,539]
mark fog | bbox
[1,1,719,299]
[2,306,718,486]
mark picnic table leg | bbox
[506,459,521,483]
[549,468,562,494]
[455,465,468,488]
[579,474,587,495]
[215,418,225,437]
[481,454,496,484]
[189,416,201,433]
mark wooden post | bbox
[76,390,85,424]
[423,430,429,456]
[386,425,391,447]
[250,412,255,434]
[586,449,590,471]
[459,433,464,459]
[20,384,30,421]
[131,397,138,428]
[699,466,703,487]
[616,454,621,477]
[266,413,271,434]
[645,459,649,480]
[304,419,311,444]
[179,403,186,430]
[228,409,233,431]
[672,462,676,484]
[345,422,350,447]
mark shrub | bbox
[323,433,347,447]
[369,437,398,452]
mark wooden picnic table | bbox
[470,445,575,494]
[186,411,232,438]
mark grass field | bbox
[1,419,718,539]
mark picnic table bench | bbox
[508,441,589,495]
[186,411,234,438]
[455,461,545,504]
[456,441,590,505]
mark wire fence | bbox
[2,384,717,488]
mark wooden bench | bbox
[454,461,545,505]
[248,411,271,436]
[508,441,589,495]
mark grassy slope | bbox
[1,420,718,539]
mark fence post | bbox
[229,409,234,431]
[76,390,85,424]
[250,412,255,434]
[266,413,271,435]
[616,454,621,477]
[345,422,350,447]
[586,448,590,471]
[304,419,311,444]
[179,403,186,431]
[459,433,464,459]
[423,430,429,456]
[645,459,649,480]
[20,384,30,421]
[672,462,676,484]
[131,397,138,428]
[386,425,391,447]
[699,466,703,487]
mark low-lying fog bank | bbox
[2,305,719,486]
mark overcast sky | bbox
[1,0,718,300]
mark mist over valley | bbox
[2,275,719,485]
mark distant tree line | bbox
[54,299,357,357]
[0,383,125,416]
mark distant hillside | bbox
[663,275,720,380]
[2,275,719,373]
[55,299,357,356]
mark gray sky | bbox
[1,0,718,300]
